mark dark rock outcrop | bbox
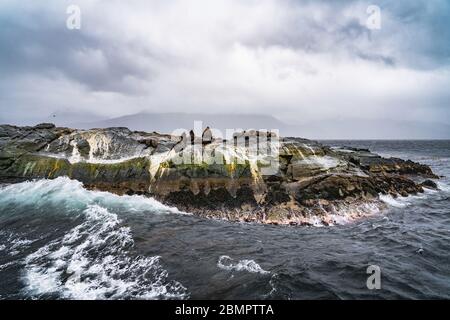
[0,124,439,225]
[420,179,438,190]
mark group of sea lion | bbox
[185,127,213,146]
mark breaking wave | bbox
[217,256,270,275]
[379,184,446,209]
[23,205,188,300]
[0,178,189,300]
[0,177,187,215]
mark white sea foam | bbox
[23,205,188,300]
[217,256,270,275]
[0,178,190,299]
[295,201,382,227]
[378,175,450,210]
[436,181,450,193]
[0,261,14,271]
[309,215,325,227]
[379,190,432,208]
[9,238,34,256]
[0,230,36,256]
[379,194,408,208]
[0,177,188,216]
[328,214,351,225]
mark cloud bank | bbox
[0,0,449,136]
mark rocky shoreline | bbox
[0,123,440,226]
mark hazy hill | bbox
[45,112,450,140]
[69,113,286,136]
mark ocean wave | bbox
[9,238,34,256]
[437,181,450,193]
[379,188,440,209]
[0,231,37,257]
[23,204,188,300]
[2,178,192,300]
[0,177,188,216]
[217,256,270,275]
[323,202,381,226]
[0,261,15,272]
[379,194,408,208]
[284,201,382,227]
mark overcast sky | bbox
[0,0,449,134]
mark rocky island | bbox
[0,123,439,226]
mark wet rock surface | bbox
[0,124,440,225]
[420,179,438,190]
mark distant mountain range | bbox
[44,112,450,140]
[70,113,286,136]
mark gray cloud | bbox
[0,11,155,93]
[0,0,449,137]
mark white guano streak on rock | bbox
[69,141,82,164]
[87,133,112,161]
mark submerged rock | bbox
[420,179,438,190]
[0,124,439,225]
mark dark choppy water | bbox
[0,140,449,300]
